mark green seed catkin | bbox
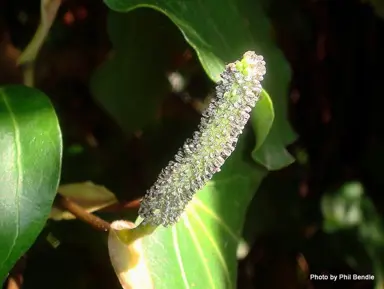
[139,51,266,227]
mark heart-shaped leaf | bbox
[108,131,267,288]
[101,0,296,168]
[0,85,62,284]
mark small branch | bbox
[22,63,35,87]
[18,0,62,87]
[114,222,157,245]
[99,198,142,213]
[55,194,111,232]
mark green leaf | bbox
[0,85,62,284]
[251,89,274,151]
[50,182,118,221]
[103,0,297,166]
[109,131,267,289]
[90,9,187,134]
[236,0,297,147]
[251,90,295,171]
[251,128,295,171]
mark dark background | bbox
[1,0,384,288]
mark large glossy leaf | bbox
[0,85,62,284]
[103,0,296,169]
[108,131,267,289]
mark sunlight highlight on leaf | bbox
[191,197,241,243]
[172,226,190,289]
[182,215,216,289]
[188,206,232,287]
[0,85,62,284]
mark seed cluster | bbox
[139,51,266,227]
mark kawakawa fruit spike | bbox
[139,51,266,227]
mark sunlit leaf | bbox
[102,0,296,167]
[50,181,118,221]
[0,85,62,284]
[107,131,267,288]
[100,0,296,287]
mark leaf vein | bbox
[172,226,190,289]
[191,198,241,243]
[188,207,233,288]
[182,215,216,289]
[0,89,22,273]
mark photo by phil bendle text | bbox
[309,274,375,281]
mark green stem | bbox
[18,0,61,87]
[116,222,158,245]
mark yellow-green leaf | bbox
[50,181,118,221]
[108,132,267,288]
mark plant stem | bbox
[22,63,35,87]
[18,0,62,87]
[115,222,157,245]
[55,194,111,232]
[99,198,142,212]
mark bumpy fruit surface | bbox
[139,51,267,227]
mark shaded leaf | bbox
[0,85,62,283]
[251,128,295,171]
[50,181,118,221]
[108,131,267,289]
[90,9,187,133]
[251,89,294,171]
[237,0,297,147]
[103,0,297,166]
